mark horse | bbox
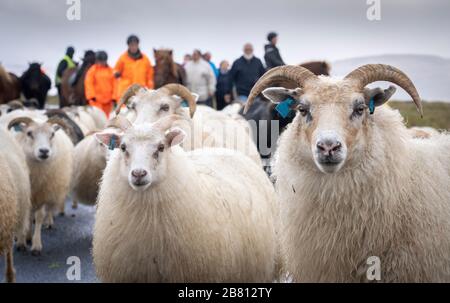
[20,62,51,109]
[60,51,95,107]
[298,60,330,76]
[0,64,21,104]
[239,60,331,160]
[153,49,186,89]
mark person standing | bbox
[55,46,77,107]
[84,51,116,117]
[264,32,285,69]
[184,49,216,107]
[215,60,233,110]
[203,51,219,78]
[114,35,154,101]
[230,43,266,102]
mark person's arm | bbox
[207,64,216,95]
[258,59,266,77]
[272,49,285,66]
[114,56,124,78]
[56,60,68,79]
[84,67,96,102]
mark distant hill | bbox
[332,54,450,102]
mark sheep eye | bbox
[27,131,33,138]
[120,143,126,152]
[157,144,164,152]
[298,106,310,117]
[50,132,55,139]
[353,104,366,117]
[160,104,170,112]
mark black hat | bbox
[127,35,140,45]
[267,32,278,42]
[96,51,108,62]
[66,46,75,56]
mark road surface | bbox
[0,199,98,283]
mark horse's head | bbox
[154,49,173,65]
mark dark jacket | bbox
[264,43,285,69]
[230,56,266,97]
[215,70,233,110]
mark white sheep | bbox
[244,64,450,282]
[5,113,74,255]
[84,106,107,130]
[0,129,32,282]
[70,134,107,209]
[63,106,97,135]
[115,84,261,165]
[93,116,278,282]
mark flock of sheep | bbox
[0,64,449,283]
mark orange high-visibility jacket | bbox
[114,51,154,100]
[85,64,116,104]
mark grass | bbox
[389,101,450,130]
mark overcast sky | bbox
[1,0,449,77]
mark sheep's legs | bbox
[72,199,78,209]
[31,207,45,256]
[16,230,27,252]
[5,245,16,283]
[44,207,54,229]
[58,200,65,216]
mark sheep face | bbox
[15,121,61,162]
[128,90,187,124]
[263,79,380,174]
[96,124,186,191]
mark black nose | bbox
[39,148,49,156]
[317,140,342,156]
[131,169,147,179]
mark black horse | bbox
[20,63,51,109]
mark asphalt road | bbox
[0,199,98,283]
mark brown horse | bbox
[153,49,186,89]
[0,64,21,104]
[60,52,95,107]
[299,61,330,76]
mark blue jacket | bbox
[230,56,265,97]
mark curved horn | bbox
[105,115,132,131]
[7,100,24,110]
[345,64,423,117]
[8,116,33,130]
[115,84,145,115]
[159,84,197,118]
[47,116,80,145]
[152,114,188,132]
[244,65,317,114]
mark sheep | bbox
[244,64,450,282]
[92,115,278,282]
[84,106,107,130]
[0,129,32,282]
[409,126,440,139]
[63,106,97,135]
[115,84,261,165]
[6,113,74,255]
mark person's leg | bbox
[57,84,67,108]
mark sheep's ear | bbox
[95,132,122,150]
[262,87,302,104]
[364,85,396,107]
[166,127,185,146]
